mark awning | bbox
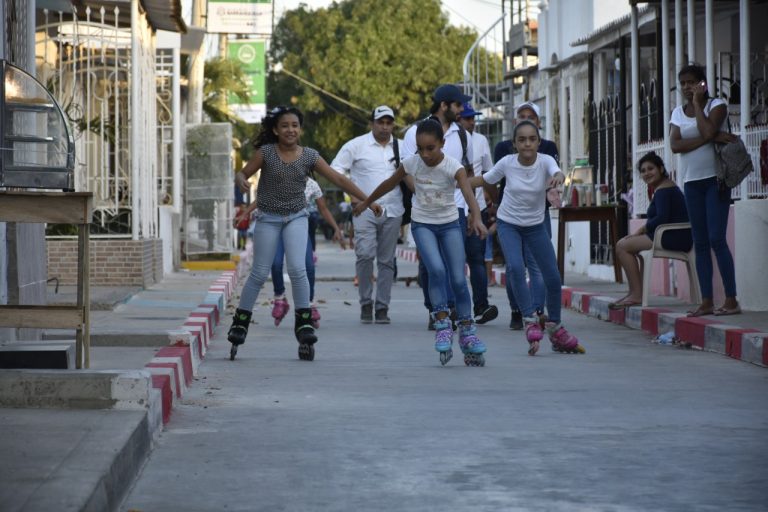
[70,0,187,33]
[569,5,653,50]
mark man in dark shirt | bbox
[492,102,560,330]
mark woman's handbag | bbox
[714,112,754,189]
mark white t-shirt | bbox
[670,98,728,183]
[483,153,560,226]
[330,132,404,218]
[403,121,477,216]
[402,153,462,224]
[459,131,492,215]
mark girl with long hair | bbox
[228,106,380,361]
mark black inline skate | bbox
[295,308,318,361]
[227,308,252,360]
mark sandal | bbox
[686,306,714,317]
[608,298,641,310]
[714,306,741,316]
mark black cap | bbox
[432,84,472,105]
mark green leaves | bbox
[267,0,478,159]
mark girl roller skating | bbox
[354,119,488,366]
[470,120,585,356]
[268,178,347,328]
[229,106,380,361]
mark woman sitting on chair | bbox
[609,152,693,309]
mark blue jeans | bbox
[684,177,736,298]
[411,220,472,321]
[458,209,490,312]
[497,219,562,323]
[272,234,315,302]
[505,241,546,314]
[238,210,310,312]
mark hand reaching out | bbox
[547,187,562,208]
[235,172,250,194]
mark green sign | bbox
[227,40,266,123]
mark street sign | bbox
[208,0,272,35]
[227,40,267,124]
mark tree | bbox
[268,0,482,160]
[203,57,255,160]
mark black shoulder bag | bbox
[393,138,413,226]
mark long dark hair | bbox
[638,151,668,177]
[253,106,304,149]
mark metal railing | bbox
[462,14,508,152]
[633,124,768,216]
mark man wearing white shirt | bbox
[403,85,498,328]
[331,106,403,324]
[458,102,498,325]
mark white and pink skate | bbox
[271,297,290,326]
[525,317,544,356]
[310,305,321,329]
[546,322,586,354]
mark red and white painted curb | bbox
[562,287,767,368]
[143,267,241,424]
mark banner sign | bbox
[208,0,273,35]
[227,40,267,124]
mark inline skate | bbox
[271,296,290,326]
[458,322,486,367]
[227,308,252,360]
[295,308,318,361]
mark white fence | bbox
[633,124,768,216]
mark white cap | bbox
[515,101,541,118]
[372,105,395,120]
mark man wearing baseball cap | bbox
[493,101,560,330]
[331,106,402,324]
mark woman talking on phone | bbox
[670,64,740,317]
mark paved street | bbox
[122,246,768,512]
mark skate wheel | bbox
[464,353,485,367]
[528,340,540,356]
[230,345,238,361]
[575,345,586,354]
[298,343,315,361]
[439,349,453,366]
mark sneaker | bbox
[509,310,523,330]
[374,307,390,324]
[360,304,373,324]
[474,304,498,325]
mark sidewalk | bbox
[2,240,765,511]
[397,246,768,368]
[0,254,249,512]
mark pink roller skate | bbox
[524,316,544,356]
[310,305,321,329]
[271,297,290,326]
[546,322,586,354]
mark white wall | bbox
[159,206,180,276]
[735,200,768,310]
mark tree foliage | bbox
[267,0,481,159]
[203,57,255,160]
